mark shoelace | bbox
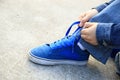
[65,21,81,36]
[65,21,81,53]
[49,21,82,53]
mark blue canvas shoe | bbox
[29,21,90,65]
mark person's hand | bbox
[81,22,98,45]
[79,9,98,27]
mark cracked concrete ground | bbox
[0,0,119,80]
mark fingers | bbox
[81,33,98,45]
[79,13,86,21]
[81,16,89,23]
[80,23,98,45]
[79,13,86,27]
[81,34,90,41]
[79,22,93,28]
[79,17,88,27]
[81,28,91,40]
[81,22,95,36]
[84,22,92,28]
[79,14,90,27]
[81,28,88,35]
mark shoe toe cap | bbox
[29,44,51,58]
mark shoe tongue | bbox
[73,28,81,42]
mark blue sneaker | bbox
[29,21,90,65]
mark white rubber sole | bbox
[28,52,88,66]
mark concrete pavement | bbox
[0,0,119,80]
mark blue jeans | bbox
[111,49,120,59]
[80,0,120,64]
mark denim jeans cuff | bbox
[94,4,107,12]
[96,23,113,46]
